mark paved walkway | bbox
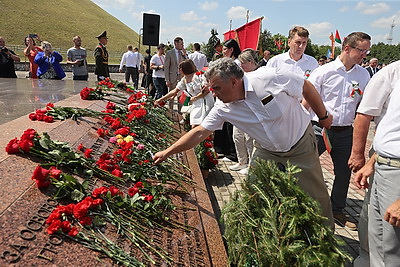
[205,125,375,266]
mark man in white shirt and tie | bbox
[305,32,371,231]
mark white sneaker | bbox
[220,157,233,162]
[238,167,249,175]
[229,163,247,171]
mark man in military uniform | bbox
[212,39,223,61]
[94,31,109,81]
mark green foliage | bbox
[204,28,221,61]
[369,42,400,64]
[222,159,351,267]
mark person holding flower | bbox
[155,59,214,127]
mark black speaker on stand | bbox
[142,13,160,47]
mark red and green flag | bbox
[335,30,341,44]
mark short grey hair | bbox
[205,58,244,81]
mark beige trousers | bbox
[250,123,334,229]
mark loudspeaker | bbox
[142,13,160,46]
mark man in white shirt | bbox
[348,60,400,266]
[306,32,371,231]
[119,45,141,88]
[267,26,318,79]
[188,43,208,71]
[153,58,334,228]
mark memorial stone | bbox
[0,78,227,266]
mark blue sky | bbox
[91,0,400,47]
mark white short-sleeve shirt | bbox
[357,60,400,125]
[201,67,310,152]
[308,56,370,126]
[266,51,319,79]
[150,54,165,78]
[374,78,400,158]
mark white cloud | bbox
[339,6,350,12]
[371,11,400,28]
[132,10,158,21]
[199,1,219,11]
[355,2,390,15]
[303,22,333,37]
[371,34,390,43]
[160,21,218,45]
[227,6,248,19]
[181,11,204,21]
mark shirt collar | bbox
[334,56,357,72]
[243,75,254,99]
[283,51,308,63]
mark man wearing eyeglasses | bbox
[303,32,371,231]
[267,26,318,79]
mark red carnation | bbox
[204,142,213,148]
[143,194,154,202]
[29,113,38,121]
[115,126,130,136]
[92,186,109,198]
[49,166,62,180]
[84,148,93,158]
[5,138,20,154]
[105,101,116,109]
[68,227,79,237]
[111,168,123,178]
[46,103,55,110]
[128,187,139,197]
[32,165,50,181]
[43,116,54,123]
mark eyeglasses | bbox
[350,46,370,55]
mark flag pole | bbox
[331,33,335,59]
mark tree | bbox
[368,43,400,64]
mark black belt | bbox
[329,126,352,132]
[127,66,138,68]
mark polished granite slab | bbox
[0,78,90,125]
[0,78,228,266]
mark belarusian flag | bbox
[335,30,341,44]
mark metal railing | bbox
[7,45,125,64]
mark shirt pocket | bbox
[262,97,282,120]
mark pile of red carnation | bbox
[28,103,55,122]
[46,196,104,236]
[97,78,115,89]
[5,128,37,154]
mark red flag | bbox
[275,39,283,50]
[335,30,341,44]
[223,30,236,41]
[224,18,262,50]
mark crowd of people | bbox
[1,26,399,266]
